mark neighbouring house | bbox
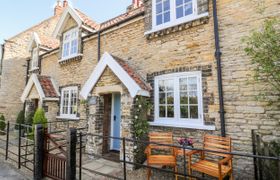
[0,0,279,178]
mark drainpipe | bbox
[0,44,4,76]
[97,31,101,61]
[212,0,226,137]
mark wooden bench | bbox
[188,134,233,180]
[145,132,177,180]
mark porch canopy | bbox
[80,52,151,99]
[21,74,60,102]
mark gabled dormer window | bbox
[31,47,39,70]
[147,0,208,34]
[62,28,79,60]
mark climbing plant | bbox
[244,18,280,100]
[132,96,152,166]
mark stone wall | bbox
[0,15,60,121]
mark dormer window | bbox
[62,28,79,60]
[31,47,39,70]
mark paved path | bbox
[0,162,27,180]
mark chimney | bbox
[127,0,143,11]
[54,0,63,16]
[63,0,68,7]
[133,0,143,8]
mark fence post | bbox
[18,124,21,169]
[66,128,77,180]
[122,137,127,180]
[183,144,187,180]
[252,130,259,180]
[34,124,44,180]
[79,132,82,180]
[5,121,9,160]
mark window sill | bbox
[56,116,80,120]
[144,12,209,36]
[149,121,215,130]
[59,54,83,64]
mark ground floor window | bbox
[154,71,203,127]
[60,86,78,119]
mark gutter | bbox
[212,0,226,137]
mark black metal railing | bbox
[0,120,34,172]
[76,132,280,180]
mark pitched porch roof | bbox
[21,74,60,102]
[80,52,151,99]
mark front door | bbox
[111,93,121,151]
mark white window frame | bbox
[31,47,39,70]
[59,86,78,119]
[61,28,79,61]
[153,71,205,128]
[146,0,208,34]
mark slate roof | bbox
[37,76,58,98]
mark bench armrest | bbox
[218,155,233,165]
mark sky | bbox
[0,0,132,44]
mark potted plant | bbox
[177,137,194,148]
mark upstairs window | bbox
[62,28,79,60]
[152,0,198,31]
[60,86,78,119]
[154,71,203,127]
[31,47,39,70]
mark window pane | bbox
[176,6,184,19]
[188,77,197,91]
[180,106,188,118]
[159,93,166,104]
[159,106,166,117]
[184,3,193,16]
[167,92,174,104]
[176,0,183,6]
[164,11,170,23]
[189,91,198,104]
[71,39,78,55]
[190,105,198,119]
[180,92,188,104]
[159,80,165,92]
[156,3,162,14]
[163,0,170,11]
[180,78,188,91]
[166,80,174,91]
[167,106,174,117]
[156,14,163,25]
[184,0,192,3]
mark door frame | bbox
[110,93,121,151]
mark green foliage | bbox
[25,111,35,126]
[0,114,6,134]
[132,96,152,166]
[15,110,25,130]
[33,108,47,128]
[244,18,280,99]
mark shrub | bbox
[25,111,35,126]
[15,110,25,130]
[0,114,6,135]
[28,108,48,140]
[33,108,48,128]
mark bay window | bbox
[154,72,203,127]
[60,86,78,119]
[62,28,79,60]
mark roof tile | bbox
[38,76,58,98]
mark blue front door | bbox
[111,93,121,151]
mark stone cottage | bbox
[1,0,280,178]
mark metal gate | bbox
[43,132,67,180]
